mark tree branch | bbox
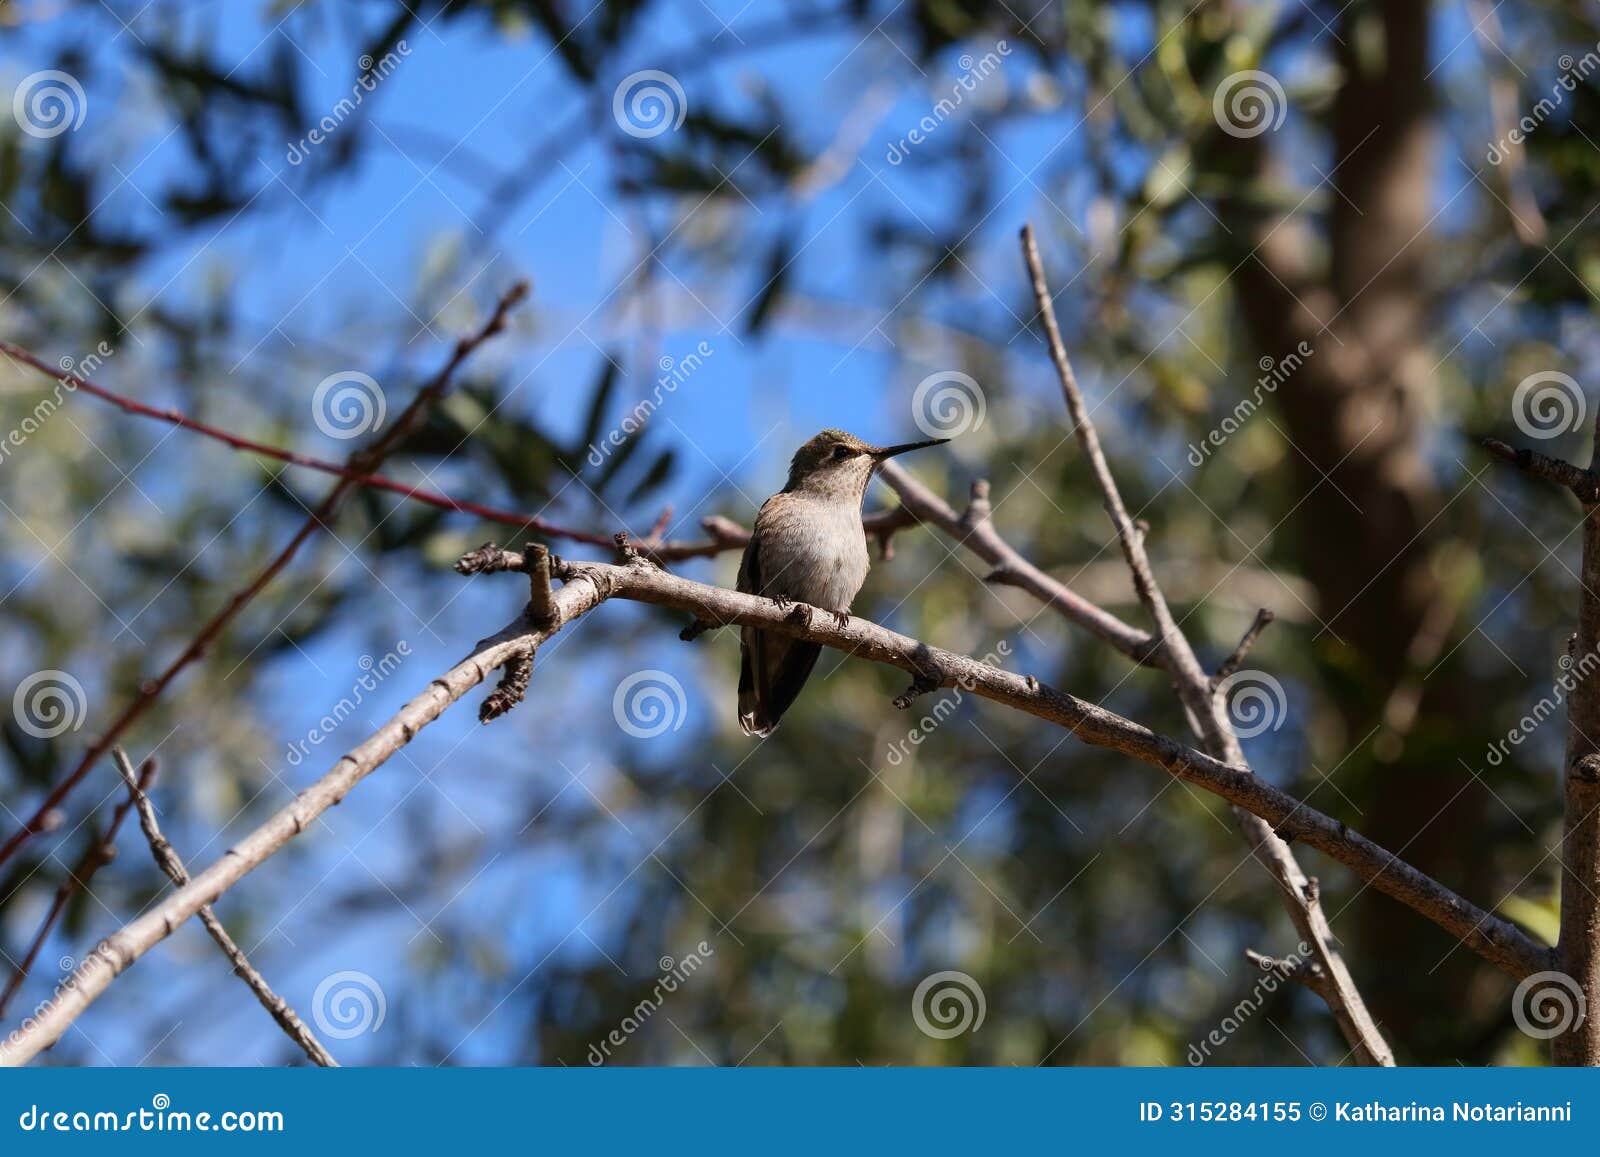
[109,748,336,1067]
[1553,411,1600,1065]
[1021,223,1394,1065]
[1215,609,1276,685]
[1482,438,1600,503]
[874,465,1160,666]
[0,337,918,565]
[0,283,529,872]
[0,552,1549,1064]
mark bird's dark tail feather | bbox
[739,628,821,737]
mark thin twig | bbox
[1492,419,1600,1063]
[1021,224,1394,1066]
[876,463,1161,665]
[0,284,529,872]
[109,748,336,1067]
[1215,609,1276,684]
[1482,437,1600,503]
[0,337,908,564]
[0,552,1548,1065]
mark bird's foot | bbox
[680,618,717,643]
[892,654,946,709]
[772,593,794,610]
[830,608,851,629]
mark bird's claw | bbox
[830,609,851,628]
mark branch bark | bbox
[1021,225,1394,1065]
[1,546,1553,1064]
[0,336,916,566]
[1487,432,1600,1065]
[1556,434,1600,1065]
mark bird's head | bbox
[782,429,948,500]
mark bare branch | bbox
[1482,438,1600,503]
[1244,948,1329,996]
[1021,223,1394,1066]
[876,463,1160,666]
[109,749,336,1067]
[0,553,1550,1065]
[0,283,530,871]
[1215,610,1277,685]
[1557,516,1600,1065]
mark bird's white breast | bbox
[757,494,871,611]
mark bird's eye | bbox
[830,445,853,461]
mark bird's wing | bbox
[737,503,821,736]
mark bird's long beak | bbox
[872,437,949,460]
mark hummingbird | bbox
[737,429,949,737]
